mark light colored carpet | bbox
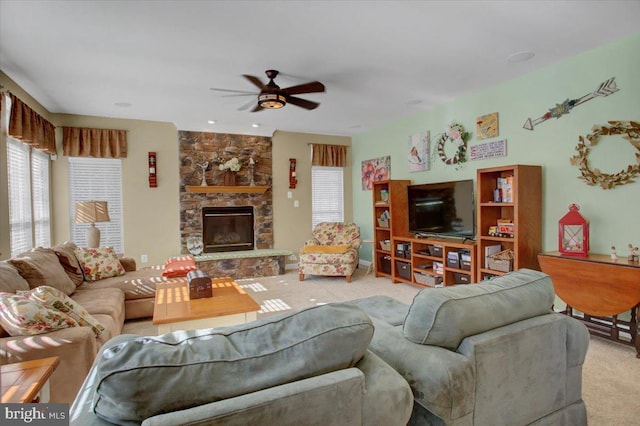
[123,268,639,425]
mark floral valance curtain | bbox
[8,94,57,155]
[311,144,348,167]
[62,127,127,158]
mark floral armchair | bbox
[298,222,361,283]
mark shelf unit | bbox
[372,180,410,278]
[476,165,542,280]
[391,235,477,287]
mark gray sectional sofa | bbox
[70,303,414,426]
[69,268,588,425]
[350,269,590,425]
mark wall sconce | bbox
[289,158,297,189]
[149,152,157,188]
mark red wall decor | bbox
[149,152,157,188]
[289,158,297,189]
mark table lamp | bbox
[74,201,110,248]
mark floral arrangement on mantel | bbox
[218,157,242,172]
[435,122,470,169]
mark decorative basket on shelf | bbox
[414,272,443,287]
[377,218,389,228]
[379,240,391,251]
[487,249,514,272]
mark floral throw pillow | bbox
[74,247,125,282]
[0,292,79,336]
[19,286,105,336]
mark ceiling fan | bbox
[210,70,325,112]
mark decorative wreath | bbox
[436,123,470,167]
[570,121,640,189]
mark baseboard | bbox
[287,260,371,271]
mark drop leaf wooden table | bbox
[538,251,640,358]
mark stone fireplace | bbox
[179,131,273,254]
[203,206,254,252]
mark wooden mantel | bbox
[185,185,270,194]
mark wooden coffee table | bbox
[153,277,260,334]
[1,356,59,403]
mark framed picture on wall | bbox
[408,130,430,172]
[361,155,391,190]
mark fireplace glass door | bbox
[202,206,254,252]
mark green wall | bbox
[352,34,640,262]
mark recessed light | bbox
[251,123,260,128]
[114,102,132,107]
[507,51,535,63]
[207,120,216,124]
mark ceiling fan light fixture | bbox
[258,93,286,109]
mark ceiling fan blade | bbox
[238,98,258,111]
[210,87,257,95]
[222,93,256,98]
[287,96,320,110]
[283,81,325,96]
[243,74,267,90]
[250,104,264,113]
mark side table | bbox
[538,251,640,358]
[1,356,60,403]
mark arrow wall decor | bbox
[523,77,619,130]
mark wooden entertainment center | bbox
[372,165,541,288]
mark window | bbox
[311,166,344,229]
[68,157,124,253]
[6,138,51,256]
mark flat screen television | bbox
[407,179,476,240]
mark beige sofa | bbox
[0,242,167,403]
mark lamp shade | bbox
[75,201,110,224]
[75,201,110,248]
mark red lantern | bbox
[558,204,589,256]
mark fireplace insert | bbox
[202,206,254,252]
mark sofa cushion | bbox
[76,267,167,301]
[92,303,374,424]
[74,247,126,282]
[71,287,126,321]
[0,261,30,293]
[52,241,85,286]
[161,255,197,278]
[0,292,79,336]
[311,222,361,246]
[300,244,351,254]
[19,286,105,336]
[93,313,121,347]
[118,257,137,272]
[8,247,76,295]
[403,269,554,350]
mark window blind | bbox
[31,149,51,248]
[311,166,344,230]
[6,139,33,256]
[68,157,124,253]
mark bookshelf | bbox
[476,165,542,280]
[372,180,410,278]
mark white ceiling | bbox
[1,1,639,137]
